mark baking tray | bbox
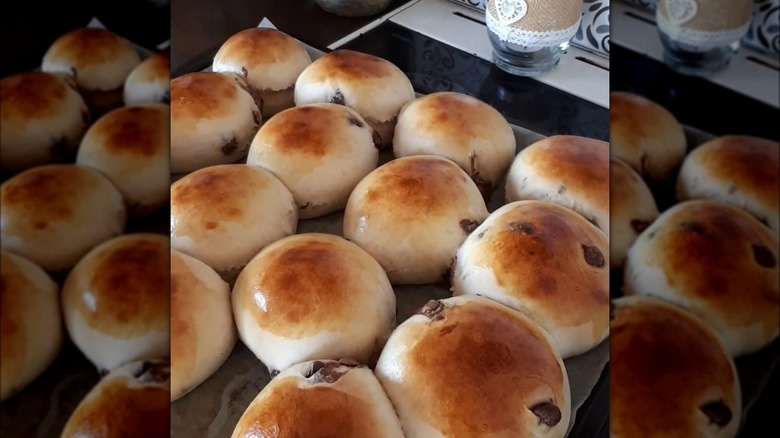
[0,19,167,438]
[170,20,610,436]
[610,123,780,436]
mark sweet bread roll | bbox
[610,91,686,183]
[624,200,779,357]
[0,72,89,173]
[294,50,415,147]
[42,28,141,115]
[123,51,171,105]
[344,155,489,285]
[0,164,126,273]
[232,233,395,374]
[76,104,170,215]
[231,359,404,438]
[610,157,659,269]
[393,92,516,196]
[213,28,311,117]
[375,296,571,438]
[677,135,779,234]
[247,103,380,219]
[0,250,61,402]
[170,72,261,174]
[611,296,741,438]
[62,233,169,372]
[505,135,610,235]
[171,250,235,401]
[170,164,297,277]
[61,359,170,438]
[452,200,609,358]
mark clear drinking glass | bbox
[656,0,753,77]
[486,0,582,76]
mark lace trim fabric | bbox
[487,12,581,49]
[657,13,752,52]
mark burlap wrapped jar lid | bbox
[486,0,582,49]
[657,0,753,51]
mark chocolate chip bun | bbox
[123,51,171,105]
[0,164,126,273]
[375,296,571,438]
[62,233,169,372]
[76,104,170,215]
[0,250,61,402]
[294,50,415,147]
[42,28,141,115]
[610,157,659,269]
[247,103,380,219]
[677,135,779,234]
[392,92,516,196]
[624,200,779,357]
[232,233,395,374]
[611,296,741,438]
[610,91,687,183]
[505,135,610,235]
[61,359,170,438]
[452,201,609,358]
[231,359,404,438]
[170,164,297,278]
[344,155,489,284]
[0,72,89,173]
[213,28,311,117]
[170,72,261,174]
[171,250,235,401]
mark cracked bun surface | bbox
[170,164,297,275]
[611,296,741,438]
[344,155,489,285]
[170,250,235,401]
[610,157,659,269]
[375,295,571,438]
[610,91,686,183]
[76,104,170,214]
[294,49,415,147]
[62,233,170,372]
[0,250,61,402]
[624,200,779,357]
[452,200,610,358]
[123,51,171,105]
[170,72,260,174]
[1,72,89,173]
[232,233,396,374]
[677,135,779,234]
[247,103,380,219]
[393,92,516,195]
[213,28,311,117]
[0,164,126,273]
[61,359,170,438]
[505,135,610,236]
[232,359,404,438]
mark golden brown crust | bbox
[170,165,268,236]
[0,253,26,384]
[610,92,681,158]
[61,376,169,438]
[171,72,238,120]
[86,106,167,157]
[361,156,472,222]
[405,301,566,437]
[611,298,738,437]
[45,28,132,67]
[305,50,397,82]
[234,235,374,338]
[0,72,69,119]
[644,202,778,333]
[233,376,383,438]
[170,252,198,385]
[62,234,169,338]
[217,28,304,70]
[257,105,361,157]
[136,51,170,83]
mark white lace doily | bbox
[657,12,751,52]
[487,11,581,50]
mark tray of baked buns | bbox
[0,20,171,437]
[169,21,610,437]
[609,91,779,437]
